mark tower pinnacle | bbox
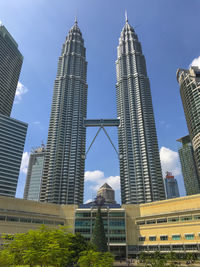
[125,10,128,23]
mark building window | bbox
[139,236,145,242]
[172,235,181,240]
[168,217,179,222]
[185,234,194,240]
[149,236,156,241]
[160,235,168,241]
[194,215,200,220]
[180,216,192,221]
[146,220,156,224]
[157,218,167,224]
[136,221,145,225]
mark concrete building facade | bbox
[97,183,116,204]
[24,145,45,201]
[40,19,88,205]
[1,195,200,257]
[116,17,165,204]
[0,114,27,197]
[177,67,200,179]
[0,25,23,117]
[177,135,200,195]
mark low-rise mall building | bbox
[0,187,200,258]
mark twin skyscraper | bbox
[39,17,166,205]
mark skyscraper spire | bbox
[125,10,128,23]
[75,15,78,25]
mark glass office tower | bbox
[24,145,45,201]
[40,20,88,204]
[0,115,27,197]
[177,135,200,195]
[116,17,165,204]
[0,25,23,116]
[177,67,200,179]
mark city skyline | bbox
[1,0,199,203]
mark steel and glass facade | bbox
[177,67,200,179]
[75,206,126,258]
[24,146,45,201]
[0,114,27,197]
[164,176,180,199]
[177,135,200,195]
[0,25,23,116]
[40,20,88,204]
[116,18,165,204]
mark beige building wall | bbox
[123,194,200,249]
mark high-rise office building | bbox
[40,20,88,204]
[177,135,200,195]
[0,114,27,197]
[177,67,200,178]
[0,25,23,116]
[116,16,165,204]
[164,172,180,199]
[24,145,45,201]
[0,24,27,198]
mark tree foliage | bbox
[78,250,114,267]
[91,207,108,252]
[1,226,89,267]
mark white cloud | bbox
[15,82,28,103]
[85,170,104,182]
[0,21,2,26]
[160,146,181,176]
[84,199,92,204]
[190,56,200,68]
[85,170,120,192]
[33,121,40,125]
[20,152,30,174]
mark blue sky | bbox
[0,0,199,203]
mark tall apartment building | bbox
[0,24,27,197]
[177,67,200,179]
[164,172,180,199]
[40,19,88,204]
[0,25,23,116]
[177,135,200,195]
[24,145,45,201]
[116,16,165,204]
[0,115,27,197]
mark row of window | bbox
[139,234,196,242]
[75,212,125,218]
[0,215,64,226]
[136,214,200,225]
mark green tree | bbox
[78,250,114,267]
[5,226,88,267]
[0,249,14,267]
[91,207,107,252]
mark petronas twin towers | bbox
[40,17,165,205]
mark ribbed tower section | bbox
[40,20,87,204]
[116,18,165,204]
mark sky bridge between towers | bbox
[84,118,120,158]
